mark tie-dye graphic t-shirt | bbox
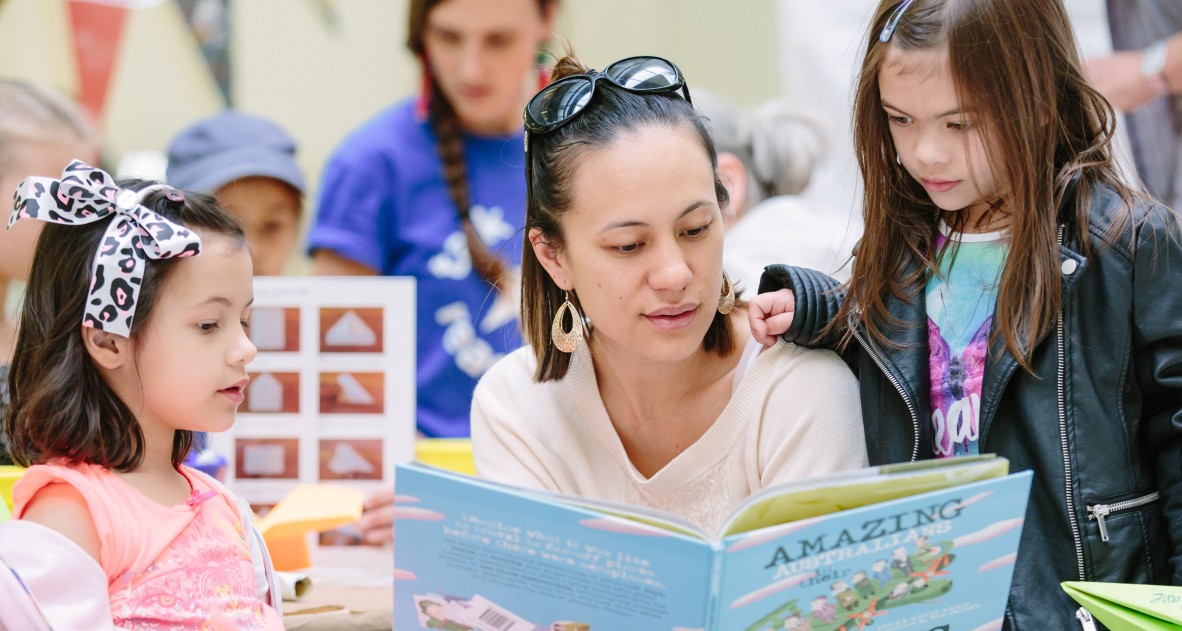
[926,223,1008,458]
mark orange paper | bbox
[257,484,365,571]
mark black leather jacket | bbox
[760,186,1182,630]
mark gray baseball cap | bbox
[166,111,305,194]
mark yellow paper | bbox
[1063,581,1182,630]
[258,485,365,571]
[258,484,364,542]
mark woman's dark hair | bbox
[522,55,736,382]
[4,180,247,471]
[407,0,555,292]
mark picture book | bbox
[393,456,1033,631]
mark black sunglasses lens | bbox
[605,57,679,91]
[528,78,594,129]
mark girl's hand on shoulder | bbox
[748,288,797,346]
[21,482,101,563]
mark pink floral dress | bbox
[14,461,281,629]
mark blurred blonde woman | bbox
[0,81,97,467]
[694,91,857,287]
[0,80,98,362]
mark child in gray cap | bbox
[167,111,304,276]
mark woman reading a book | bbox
[469,54,868,535]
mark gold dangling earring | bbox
[551,291,585,353]
[718,271,735,315]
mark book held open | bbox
[394,455,1032,631]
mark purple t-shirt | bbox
[926,223,1009,458]
[308,99,526,437]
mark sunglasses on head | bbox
[523,55,692,136]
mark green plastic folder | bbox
[1062,581,1182,630]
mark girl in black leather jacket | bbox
[750,0,1182,629]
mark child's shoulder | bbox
[14,461,117,508]
[12,462,113,564]
[1083,183,1176,253]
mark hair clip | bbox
[164,187,185,202]
[879,0,915,43]
[9,160,202,337]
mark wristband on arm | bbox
[1142,38,1170,97]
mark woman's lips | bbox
[459,87,492,101]
[644,305,698,331]
[922,177,960,193]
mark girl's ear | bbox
[529,227,571,291]
[82,326,132,370]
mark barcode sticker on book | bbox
[462,595,536,631]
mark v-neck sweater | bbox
[471,340,867,536]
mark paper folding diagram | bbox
[335,372,375,405]
[324,309,377,348]
[250,308,287,351]
[1063,581,1182,631]
[248,372,284,412]
[242,443,288,476]
[327,442,377,476]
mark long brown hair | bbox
[844,0,1135,369]
[5,182,247,471]
[407,0,555,292]
[522,55,736,381]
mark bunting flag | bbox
[67,0,130,121]
[176,0,231,105]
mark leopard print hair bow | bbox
[9,160,202,337]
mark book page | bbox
[394,463,716,630]
[558,496,709,540]
[715,472,1031,631]
[720,455,1008,537]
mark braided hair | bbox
[406,0,555,292]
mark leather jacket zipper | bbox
[850,318,920,461]
[1075,607,1097,631]
[1087,491,1160,542]
[1057,225,1086,581]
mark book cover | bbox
[393,458,1031,631]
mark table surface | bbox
[282,545,393,631]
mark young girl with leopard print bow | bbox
[0,161,282,630]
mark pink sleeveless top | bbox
[14,461,279,629]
